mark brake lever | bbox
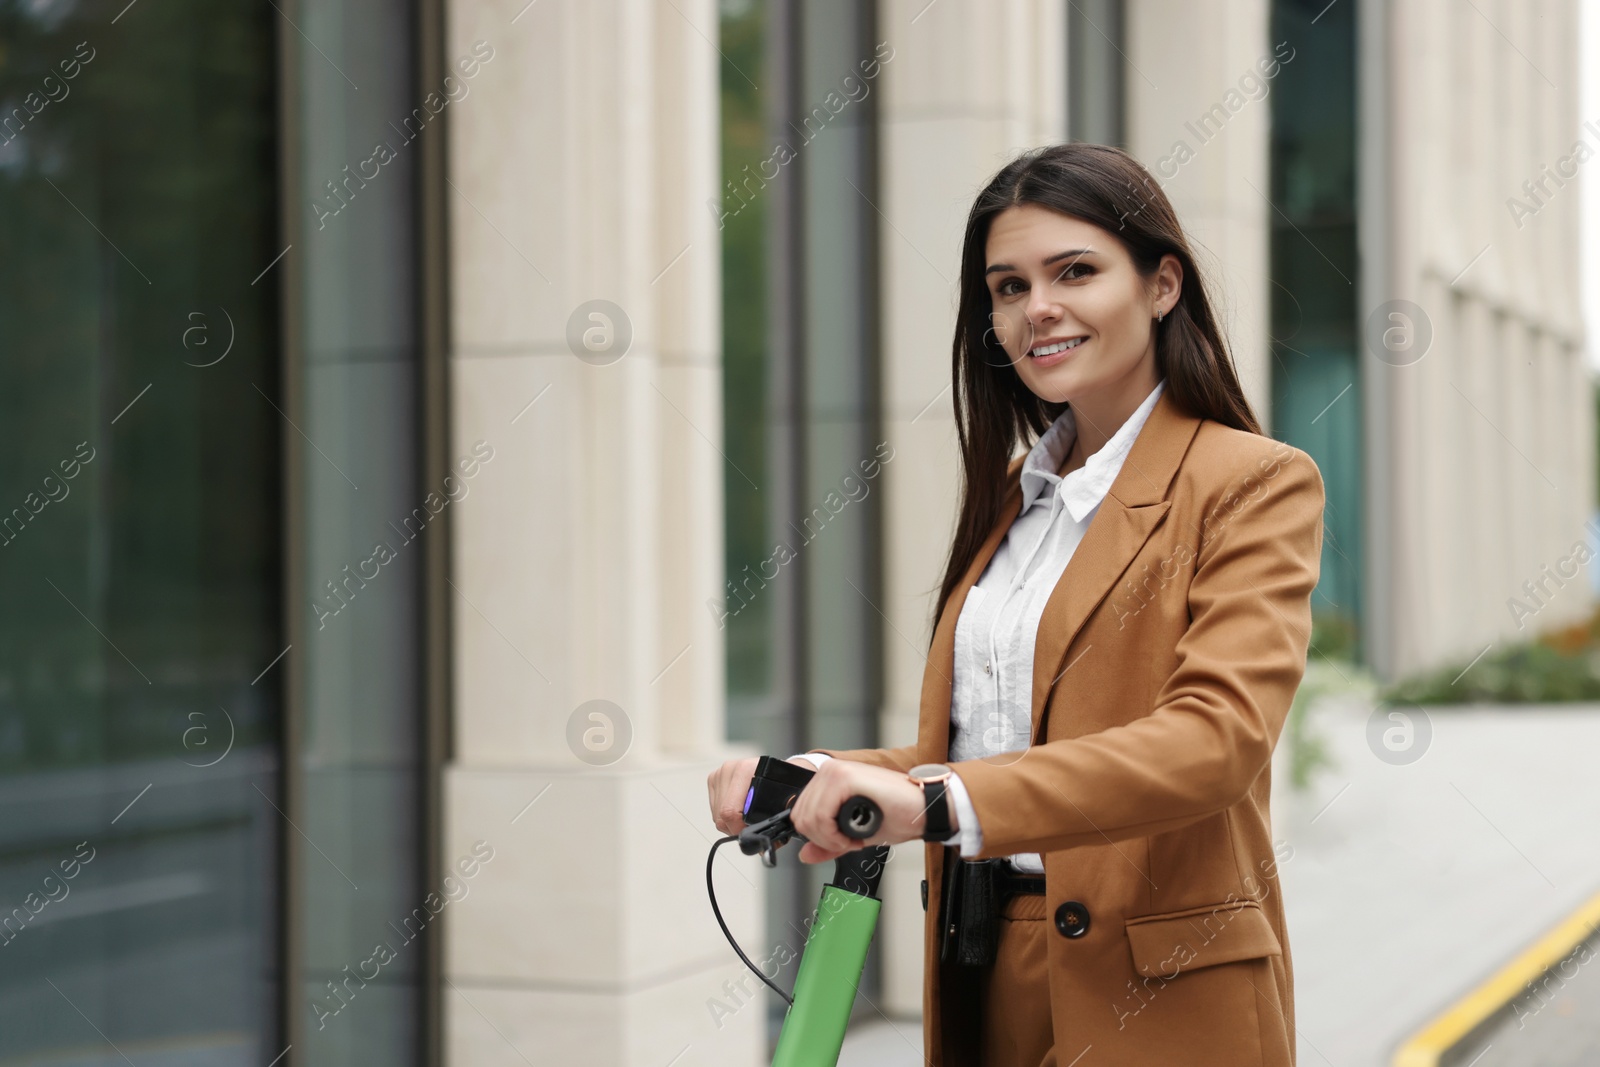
[739,808,800,867]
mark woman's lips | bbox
[1028,339,1085,367]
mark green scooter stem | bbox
[771,883,882,1067]
[720,769,888,1066]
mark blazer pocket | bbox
[1123,899,1282,980]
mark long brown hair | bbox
[933,142,1262,630]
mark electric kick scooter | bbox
[707,755,890,1067]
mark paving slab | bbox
[1278,697,1600,1066]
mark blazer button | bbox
[1054,900,1090,938]
[921,879,929,912]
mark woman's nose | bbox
[1025,305,1061,339]
[1026,292,1062,326]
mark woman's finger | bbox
[797,840,849,865]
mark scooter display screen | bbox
[741,755,816,823]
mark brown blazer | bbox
[809,388,1324,1067]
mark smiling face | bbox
[983,203,1180,410]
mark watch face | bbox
[909,762,953,783]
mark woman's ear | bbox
[1157,254,1183,313]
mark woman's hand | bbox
[707,756,761,835]
[707,756,823,835]
[789,759,936,864]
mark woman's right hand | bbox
[707,756,816,835]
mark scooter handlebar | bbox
[836,795,882,840]
[742,757,885,847]
[738,793,883,859]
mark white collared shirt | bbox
[795,378,1167,872]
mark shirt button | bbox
[984,659,992,675]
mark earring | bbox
[1156,310,1165,323]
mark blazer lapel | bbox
[1027,388,1201,741]
[916,389,1204,763]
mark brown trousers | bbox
[979,894,1057,1067]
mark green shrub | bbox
[1379,603,1600,705]
[1282,610,1374,790]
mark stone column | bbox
[1125,0,1275,423]
[1371,0,1592,678]
[440,2,762,1064]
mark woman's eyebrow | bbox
[985,248,1100,275]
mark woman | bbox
[708,142,1323,1067]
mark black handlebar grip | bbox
[836,795,883,840]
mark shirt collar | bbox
[1018,378,1167,522]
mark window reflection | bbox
[0,0,283,1062]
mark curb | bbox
[1391,887,1600,1066]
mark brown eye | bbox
[997,278,1024,297]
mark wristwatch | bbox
[908,763,955,842]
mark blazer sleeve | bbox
[947,445,1325,858]
[800,742,920,775]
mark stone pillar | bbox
[440,2,762,1064]
[1371,0,1591,678]
[1125,0,1275,423]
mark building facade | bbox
[0,0,1588,1065]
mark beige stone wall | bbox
[1369,0,1593,679]
[1125,0,1275,425]
[441,1,760,1064]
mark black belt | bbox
[936,856,1045,967]
[996,866,1045,897]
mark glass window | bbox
[1069,0,1126,147]
[719,0,885,1046]
[1269,0,1363,656]
[283,0,428,1061]
[0,0,283,1061]
[719,0,774,747]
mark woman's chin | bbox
[1016,365,1082,405]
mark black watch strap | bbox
[920,779,953,842]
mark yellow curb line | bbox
[1391,887,1600,1066]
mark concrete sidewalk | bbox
[831,695,1600,1067]
[1278,696,1600,1065]
[837,1014,924,1066]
